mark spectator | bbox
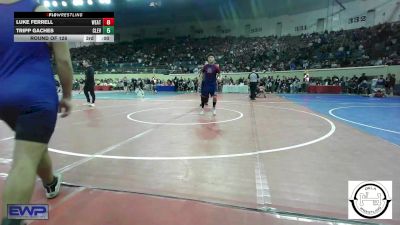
[68,22,400,74]
[386,74,396,96]
[376,75,386,88]
[358,80,369,96]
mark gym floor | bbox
[0,92,399,225]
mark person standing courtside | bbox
[248,69,259,100]
[82,60,96,107]
[0,1,73,225]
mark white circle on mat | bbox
[48,105,336,160]
[329,106,400,134]
[126,107,244,125]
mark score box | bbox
[103,18,114,26]
[96,35,114,42]
[103,26,114,34]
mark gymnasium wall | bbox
[119,0,400,40]
[71,65,399,83]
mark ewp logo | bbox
[8,204,48,220]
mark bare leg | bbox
[2,140,47,216]
[36,151,54,185]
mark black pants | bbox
[84,85,95,103]
[250,82,257,99]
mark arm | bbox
[216,64,221,75]
[215,65,221,85]
[198,71,203,84]
[53,43,73,117]
[52,43,73,99]
[199,66,205,83]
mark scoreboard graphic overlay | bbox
[14,12,114,42]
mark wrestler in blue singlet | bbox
[0,0,58,143]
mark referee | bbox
[248,69,259,100]
[82,60,96,107]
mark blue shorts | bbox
[0,101,58,144]
[201,84,217,97]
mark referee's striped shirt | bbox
[248,72,259,83]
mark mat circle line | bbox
[47,105,336,160]
[127,107,243,125]
[328,106,400,134]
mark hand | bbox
[59,97,72,118]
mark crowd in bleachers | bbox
[72,73,396,96]
[70,22,400,74]
[73,77,200,92]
